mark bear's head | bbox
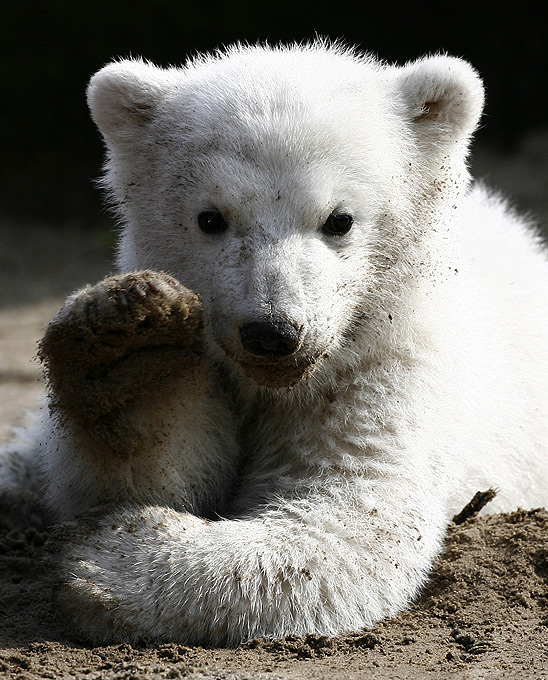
[88,44,483,388]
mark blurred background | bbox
[0,0,547,436]
[1,0,547,228]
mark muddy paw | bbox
[39,271,204,439]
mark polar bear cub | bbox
[4,43,548,645]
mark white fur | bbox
[2,43,547,645]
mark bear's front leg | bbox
[40,270,204,452]
[38,271,239,520]
[53,478,445,646]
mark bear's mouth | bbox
[237,356,318,389]
[216,336,328,389]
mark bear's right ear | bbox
[396,55,485,154]
[87,60,173,144]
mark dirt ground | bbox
[1,139,547,678]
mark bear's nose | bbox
[239,319,301,358]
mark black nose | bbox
[239,319,301,358]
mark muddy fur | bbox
[38,271,204,454]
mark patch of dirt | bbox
[0,509,547,679]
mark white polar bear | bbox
[2,42,548,646]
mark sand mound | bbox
[0,508,546,679]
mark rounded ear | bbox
[87,59,176,144]
[397,55,485,151]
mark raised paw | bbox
[39,271,204,447]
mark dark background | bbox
[1,1,546,226]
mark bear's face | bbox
[88,45,484,388]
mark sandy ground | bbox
[0,139,547,678]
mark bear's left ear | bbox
[396,55,485,151]
[87,59,177,147]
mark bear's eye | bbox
[322,212,353,237]
[197,211,229,234]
